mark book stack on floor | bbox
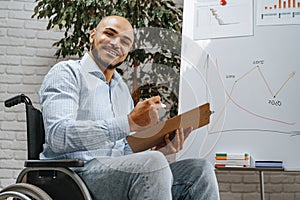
[214,152,250,168]
[255,160,283,168]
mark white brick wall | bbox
[0,0,62,188]
[216,171,300,200]
[1,1,300,200]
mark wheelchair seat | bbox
[0,94,92,200]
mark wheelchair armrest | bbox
[25,159,84,168]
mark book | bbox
[215,152,250,160]
[255,161,283,168]
[214,164,249,168]
[215,159,250,166]
[126,103,211,153]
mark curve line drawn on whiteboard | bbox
[208,129,300,137]
[209,58,296,132]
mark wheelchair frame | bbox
[0,94,92,200]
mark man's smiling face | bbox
[89,16,134,69]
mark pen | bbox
[153,102,167,109]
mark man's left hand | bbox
[152,127,193,155]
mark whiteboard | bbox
[178,0,300,170]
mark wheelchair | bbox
[0,94,92,200]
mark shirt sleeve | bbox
[39,62,131,154]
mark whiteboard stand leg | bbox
[259,171,265,200]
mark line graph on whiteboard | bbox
[181,0,300,168]
[178,36,300,160]
[210,57,297,131]
[181,47,298,132]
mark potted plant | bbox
[32,0,183,118]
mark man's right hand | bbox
[128,96,162,131]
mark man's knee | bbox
[141,151,170,173]
[171,158,215,180]
[187,159,215,177]
[194,159,214,172]
[130,151,173,197]
[170,159,219,199]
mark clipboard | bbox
[126,103,211,153]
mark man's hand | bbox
[152,127,193,155]
[128,96,162,131]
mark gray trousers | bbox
[74,151,220,200]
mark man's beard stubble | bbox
[91,41,123,70]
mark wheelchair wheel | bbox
[0,183,52,200]
[0,191,32,200]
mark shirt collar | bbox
[81,52,122,83]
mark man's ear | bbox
[89,29,96,44]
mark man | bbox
[39,15,220,200]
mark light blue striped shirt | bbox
[39,53,134,162]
